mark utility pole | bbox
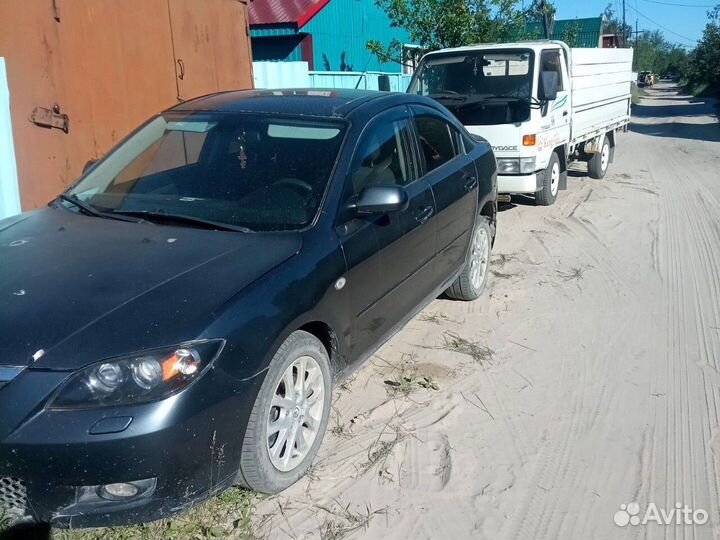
[631,20,642,70]
[622,0,627,47]
[541,0,551,39]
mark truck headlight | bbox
[496,158,520,174]
[48,339,225,409]
[519,157,536,174]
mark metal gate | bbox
[0,0,253,211]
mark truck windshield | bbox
[409,50,535,125]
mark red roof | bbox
[249,0,331,29]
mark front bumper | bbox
[498,173,542,194]
[0,365,262,527]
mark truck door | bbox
[538,49,571,148]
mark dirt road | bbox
[254,83,720,540]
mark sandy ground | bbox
[253,83,720,540]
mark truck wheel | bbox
[535,152,560,206]
[588,137,611,179]
[446,216,492,301]
[238,331,332,493]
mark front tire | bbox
[535,152,561,206]
[446,217,492,301]
[238,331,331,493]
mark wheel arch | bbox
[298,320,341,373]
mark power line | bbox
[625,3,699,43]
[638,0,713,7]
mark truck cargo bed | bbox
[570,48,633,145]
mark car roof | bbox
[170,88,412,119]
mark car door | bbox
[410,105,478,283]
[336,106,437,361]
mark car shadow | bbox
[498,194,536,212]
[0,522,51,540]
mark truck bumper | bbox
[498,173,542,194]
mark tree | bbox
[602,3,631,46]
[687,5,720,89]
[367,0,552,66]
[560,21,581,47]
[526,0,556,37]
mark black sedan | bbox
[0,89,497,527]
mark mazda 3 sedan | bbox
[0,89,497,527]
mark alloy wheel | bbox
[266,356,325,472]
[469,225,490,289]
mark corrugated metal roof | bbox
[249,0,331,28]
[522,17,603,47]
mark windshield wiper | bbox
[428,92,467,102]
[110,210,252,233]
[57,194,147,224]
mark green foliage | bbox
[560,21,581,47]
[634,30,688,75]
[602,3,632,45]
[687,5,720,92]
[366,0,549,64]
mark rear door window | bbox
[413,115,460,173]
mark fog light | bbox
[98,482,139,501]
[92,477,157,502]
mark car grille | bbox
[0,477,28,518]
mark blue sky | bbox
[536,0,711,48]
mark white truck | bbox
[408,41,634,205]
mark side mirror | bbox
[352,185,409,215]
[83,159,98,174]
[539,71,559,101]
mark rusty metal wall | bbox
[0,0,253,211]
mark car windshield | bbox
[410,50,534,100]
[68,112,347,231]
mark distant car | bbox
[638,71,653,87]
[0,89,497,527]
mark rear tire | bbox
[535,152,560,206]
[238,331,332,493]
[446,216,492,301]
[588,136,611,179]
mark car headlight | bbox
[519,157,536,174]
[48,339,225,409]
[496,158,520,174]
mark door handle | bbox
[563,111,568,116]
[415,206,434,224]
[464,177,478,192]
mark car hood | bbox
[0,208,302,370]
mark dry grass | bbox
[316,499,387,540]
[45,487,261,540]
[439,332,494,364]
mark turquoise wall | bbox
[303,0,410,73]
[251,0,411,74]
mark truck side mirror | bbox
[539,71,559,101]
